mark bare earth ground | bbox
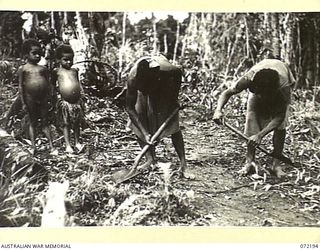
[179,109,320,226]
[1,81,320,227]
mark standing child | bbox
[52,44,84,153]
[18,39,56,155]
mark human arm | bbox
[213,88,237,124]
[249,82,291,147]
[213,75,250,124]
[50,68,58,89]
[248,111,286,148]
[126,80,152,144]
[49,68,58,106]
[17,66,26,110]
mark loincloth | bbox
[57,98,84,127]
[244,93,290,136]
[130,93,180,141]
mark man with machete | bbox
[126,55,188,178]
[213,58,295,178]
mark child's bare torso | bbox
[56,68,81,104]
[22,63,50,99]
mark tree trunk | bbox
[163,33,168,55]
[244,16,250,59]
[223,26,241,83]
[262,12,272,52]
[50,12,55,30]
[71,12,89,79]
[173,21,180,62]
[182,13,197,56]
[295,20,302,89]
[313,19,320,102]
[305,20,315,89]
[151,13,157,55]
[271,13,281,59]
[199,13,212,69]
[63,11,68,25]
[119,12,126,80]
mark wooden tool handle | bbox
[149,107,180,143]
[224,122,271,156]
[131,106,180,172]
[224,121,295,166]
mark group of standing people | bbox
[10,38,84,155]
[7,36,296,179]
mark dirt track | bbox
[173,107,320,226]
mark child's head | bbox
[55,44,74,69]
[22,39,43,64]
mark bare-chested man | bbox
[213,59,295,178]
[126,55,188,178]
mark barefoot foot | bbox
[66,146,74,154]
[272,165,286,178]
[176,169,195,180]
[238,162,256,175]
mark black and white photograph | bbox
[0,9,319,229]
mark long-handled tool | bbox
[224,121,296,167]
[111,107,180,184]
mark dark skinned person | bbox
[213,59,295,178]
[126,55,191,178]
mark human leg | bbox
[28,121,36,155]
[60,104,73,153]
[25,97,38,155]
[238,115,258,175]
[171,130,187,177]
[63,124,73,153]
[271,105,290,178]
[42,125,54,149]
[239,94,261,175]
[136,136,155,169]
[271,129,286,178]
[74,121,84,152]
[74,104,85,152]
[40,100,57,154]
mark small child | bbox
[52,44,84,153]
[18,39,56,155]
